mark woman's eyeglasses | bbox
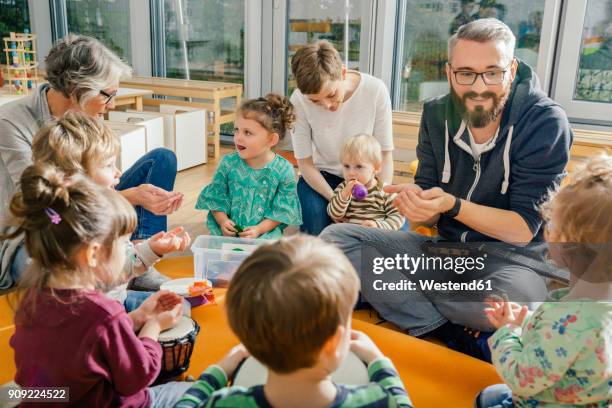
[99,89,118,104]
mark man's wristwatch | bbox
[443,197,461,218]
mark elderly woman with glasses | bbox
[0,34,182,290]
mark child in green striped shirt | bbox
[175,235,412,408]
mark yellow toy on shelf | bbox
[3,31,39,96]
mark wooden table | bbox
[120,76,243,161]
[113,87,153,111]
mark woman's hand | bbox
[125,184,184,215]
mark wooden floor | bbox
[167,147,233,241]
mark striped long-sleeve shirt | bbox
[174,357,413,408]
[327,180,404,230]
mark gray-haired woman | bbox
[0,34,181,290]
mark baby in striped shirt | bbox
[328,134,404,230]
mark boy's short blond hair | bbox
[226,235,360,374]
[341,134,382,167]
[32,111,119,176]
[291,40,343,94]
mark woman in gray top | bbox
[0,35,182,290]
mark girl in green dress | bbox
[196,94,302,239]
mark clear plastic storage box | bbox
[190,235,271,287]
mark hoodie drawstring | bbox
[442,120,466,184]
[442,120,451,183]
[501,125,514,195]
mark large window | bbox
[574,0,611,103]
[65,0,132,63]
[0,0,30,65]
[285,0,372,95]
[394,0,547,112]
[162,0,245,84]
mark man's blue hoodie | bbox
[415,60,573,243]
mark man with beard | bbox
[320,18,572,361]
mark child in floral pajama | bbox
[476,155,612,408]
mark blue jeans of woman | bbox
[116,148,177,240]
[297,171,344,236]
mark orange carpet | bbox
[1,256,501,407]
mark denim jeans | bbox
[123,290,154,313]
[124,290,192,316]
[319,223,547,336]
[9,244,30,285]
[475,384,514,408]
[148,381,193,407]
[297,171,344,236]
[116,148,177,240]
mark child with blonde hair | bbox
[328,134,404,230]
[196,94,302,239]
[175,235,412,407]
[6,164,192,407]
[476,154,612,407]
[29,111,190,309]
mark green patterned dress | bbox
[195,152,302,239]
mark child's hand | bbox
[152,302,183,332]
[221,219,237,236]
[484,294,529,329]
[217,344,250,378]
[361,220,377,228]
[136,290,182,322]
[341,180,359,200]
[238,226,261,239]
[350,330,384,364]
[149,227,191,256]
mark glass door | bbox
[160,0,245,85]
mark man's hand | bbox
[128,184,184,215]
[239,226,261,239]
[341,180,358,201]
[149,227,191,257]
[383,183,423,195]
[394,187,455,223]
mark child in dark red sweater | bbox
[6,164,191,407]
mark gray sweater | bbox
[0,84,52,288]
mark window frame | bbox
[390,0,562,112]
[552,0,612,126]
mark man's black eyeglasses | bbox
[99,89,118,104]
[448,62,512,85]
